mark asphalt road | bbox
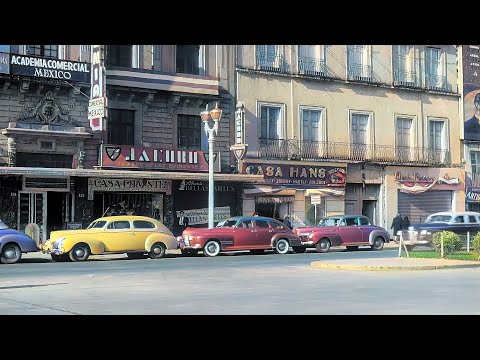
[2,247,480,315]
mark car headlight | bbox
[53,237,66,248]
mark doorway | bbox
[362,200,377,225]
[18,192,47,243]
[47,192,74,238]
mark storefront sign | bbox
[10,54,90,82]
[100,144,220,172]
[0,52,9,74]
[242,163,346,187]
[89,45,106,131]
[178,180,235,192]
[23,176,70,192]
[87,178,172,200]
[466,186,480,203]
[176,206,231,226]
[394,170,461,194]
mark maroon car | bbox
[178,216,304,257]
[294,215,390,253]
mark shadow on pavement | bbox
[0,282,69,290]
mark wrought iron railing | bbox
[258,139,451,166]
[424,74,448,91]
[298,56,327,76]
[256,52,288,73]
[393,69,419,88]
[347,64,373,82]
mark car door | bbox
[253,219,273,248]
[337,216,362,245]
[132,220,157,250]
[357,216,373,244]
[103,220,136,252]
[232,219,256,249]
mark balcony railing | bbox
[257,139,451,166]
[256,52,288,73]
[393,69,419,88]
[425,74,448,92]
[298,57,327,76]
[347,64,373,82]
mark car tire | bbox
[345,246,358,252]
[0,243,22,264]
[126,252,147,259]
[203,240,221,257]
[69,243,91,262]
[250,249,265,255]
[149,242,166,259]
[371,237,385,251]
[51,254,71,262]
[274,239,290,254]
[181,249,199,256]
[315,238,331,253]
[292,246,306,253]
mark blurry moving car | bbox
[42,216,176,262]
[397,211,480,246]
[178,216,304,257]
[294,215,390,253]
[0,219,39,264]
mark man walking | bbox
[391,213,402,242]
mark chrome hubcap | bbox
[207,243,218,253]
[321,242,327,249]
[153,246,161,254]
[278,242,286,251]
[75,248,85,257]
[5,248,17,259]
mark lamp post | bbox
[200,102,222,228]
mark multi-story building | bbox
[235,45,465,234]
[0,45,261,242]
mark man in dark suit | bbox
[464,92,480,141]
[178,210,189,231]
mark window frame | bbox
[348,109,374,146]
[426,117,449,151]
[133,220,156,229]
[107,108,135,146]
[394,114,416,148]
[471,150,480,175]
[257,101,286,141]
[299,105,326,143]
[27,45,58,59]
[177,113,202,150]
[107,220,132,230]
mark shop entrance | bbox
[255,196,293,221]
[47,192,74,238]
[18,192,47,243]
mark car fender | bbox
[368,230,390,245]
[312,232,342,247]
[270,233,293,247]
[145,233,176,251]
[0,235,39,252]
[62,237,105,255]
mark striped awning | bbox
[244,184,345,197]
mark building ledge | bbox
[1,122,92,140]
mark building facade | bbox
[235,45,464,235]
[0,45,261,242]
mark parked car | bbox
[294,215,390,253]
[178,216,305,257]
[42,215,177,262]
[0,219,40,264]
[397,211,480,247]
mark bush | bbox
[472,232,480,254]
[432,231,462,256]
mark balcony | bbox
[424,74,449,92]
[393,69,419,88]
[347,64,373,82]
[298,57,327,77]
[256,52,288,73]
[257,139,451,166]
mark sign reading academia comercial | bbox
[10,54,90,82]
[87,178,172,200]
[0,52,9,74]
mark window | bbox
[302,108,322,142]
[270,220,285,229]
[80,45,91,52]
[454,216,465,223]
[425,47,446,90]
[344,217,357,226]
[468,215,479,223]
[358,217,370,226]
[107,221,131,229]
[471,151,480,175]
[259,104,283,140]
[394,45,416,85]
[428,120,445,151]
[238,219,253,228]
[396,117,412,148]
[133,220,156,229]
[106,45,132,67]
[0,45,10,53]
[27,45,58,58]
[254,220,270,228]
[16,153,72,168]
[256,45,282,71]
[298,45,325,75]
[347,45,371,80]
[350,113,369,144]
[107,109,135,145]
[176,45,200,75]
[178,114,201,150]
[87,220,107,229]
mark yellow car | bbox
[42,215,176,262]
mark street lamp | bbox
[200,102,222,228]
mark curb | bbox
[310,261,480,271]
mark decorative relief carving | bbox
[18,138,37,145]
[57,140,77,147]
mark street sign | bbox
[311,194,322,205]
[88,96,107,120]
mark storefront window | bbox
[254,196,293,220]
[305,196,325,226]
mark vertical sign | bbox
[463,45,480,141]
[89,45,106,131]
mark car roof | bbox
[227,216,282,221]
[428,211,480,217]
[94,215,160,222]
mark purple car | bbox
[0,220,39,264]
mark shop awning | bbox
[256,196,294,203]
[0,166,264,183]
[244,184,345,197]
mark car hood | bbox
[48,228,100,241]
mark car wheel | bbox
[181,249,199,256]
[315,238,331,253]
[371,237,385,251]
[51,254,71,262]
[250,249,265,255]
[0,243,22,264]
[149,242,166,259]
[345,246,358,252]
[203,240,221,257]
[274,239,290,254]
[292,246,306,254]
[126,252,147,259]
[69,243,91,262]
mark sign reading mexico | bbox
[10,55,90,82]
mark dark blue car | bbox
[0,220,39,264]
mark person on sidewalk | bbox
[391,213,402,242]
[401,216,410,230]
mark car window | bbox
[217,219,238,228]
[0,220,9,230]
[358,217,370,225]
[87,220,107,229]
[270,220,286,229]
[107,221,131,229]
[133,220,156,229]
[319,218,340,226]
[344,217,357,226]
[238,219,253,228]
[426,215,451,223]
[454,216,465,224]
[468,215,478,223]
[254,220,270,228]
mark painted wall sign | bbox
[0,52,9,74]
[466,186,480,203]
[10,54,90,82]
[392,168,462,194]
[463,45,480,142]
[242,163,346,187]
[178,180,235,192]
[175,206,231,226]
[87,178,172,200]
[100,144,220,172]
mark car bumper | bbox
[300,240,314,246]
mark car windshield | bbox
[216,219,238,228]
[0,220,9,230]
[425,215,452,223]
[318,217,341,226]
[86,220,107,229]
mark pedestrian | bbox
[391,213,402,242]
[176,210,189,237]
[401,216,410,230]
[282,214,292,229]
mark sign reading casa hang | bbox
[100,144,220,172]
[242,163,346,187]
[10,54,90,82]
